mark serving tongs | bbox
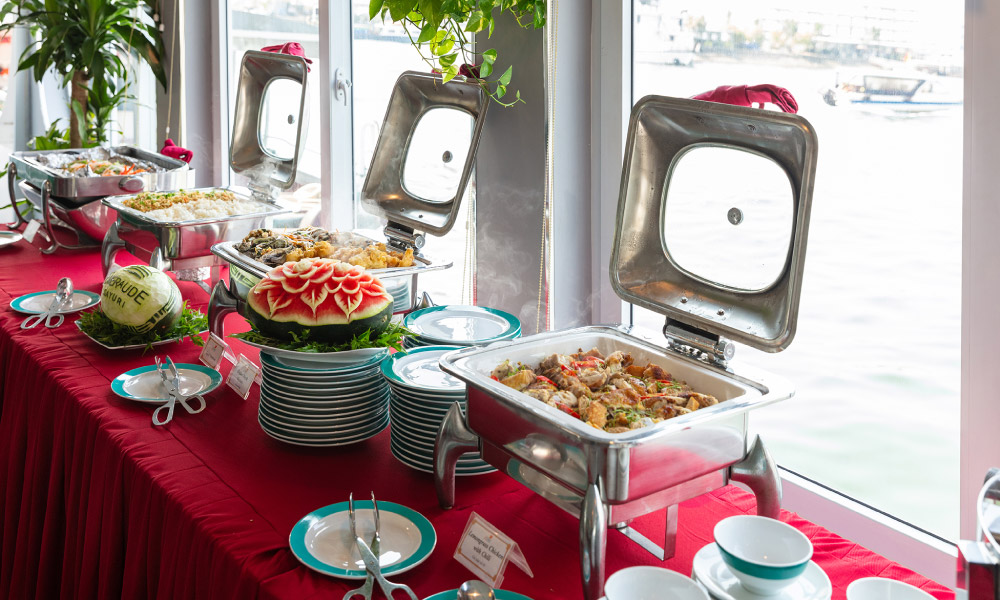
[152,355,207,426]
[20,277,73,329]
[343,492,418,600]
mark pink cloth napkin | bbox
[160,138,192,164]
[261,42,313,71]
[692,84,799,113]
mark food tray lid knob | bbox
[610,95,818,355]
[360,71,489,240]
[230,50,310,201]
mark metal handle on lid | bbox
[119,176,144,193]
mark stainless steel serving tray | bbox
[440,326,791,503]
[102,187,291,262]
[18,181,116,242]
[9,145,190,205]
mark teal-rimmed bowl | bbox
[289,499,436,579]
[713,515,812,595]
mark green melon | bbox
[101,265,183,334]
[246,258,394,343]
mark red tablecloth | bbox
[0,240,954,599]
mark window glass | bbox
[229,1,321,214]
[351,1,476,305]
[632,0,962,539]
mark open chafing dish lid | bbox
[610,95,818,353]
[360,71,488,237]
[230,50,310,196]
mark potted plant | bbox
[0,0,167,148]
[369,0,546,106]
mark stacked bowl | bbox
[257,350,390,446]
[401,305,521,349]
[381,346,494,475]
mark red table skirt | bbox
[0,241,954,599]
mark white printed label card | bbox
[23,219,42,243]
[199,333,235,370]
[226,354,262,400]
[454,512,533,588]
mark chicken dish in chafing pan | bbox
[237,227,415,270]
[491,348,721,433]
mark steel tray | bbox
[9,146,191,204]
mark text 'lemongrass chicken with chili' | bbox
[491,348,721,433]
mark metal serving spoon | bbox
[457,580,496,600]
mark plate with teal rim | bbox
[260,401,384,426]
[259,408,388,435]
[0,230,22,249]
[261,382,389,405]
[111,363,222,404]
[388,384,466,404]
[258,348,390,373]
[403,305,521,346]
[263,376,381,397]
[259,414,388,446]
[10,289,100,314]
[289,499,436,580]
[424,589,533,600]
[381,346,466,392]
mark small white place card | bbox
[23,219,42,243]
[199,333,236,370]
[454,512,533,588]
[226,354,262,400]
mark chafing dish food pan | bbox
[101,50,309,290]
[435,95,817,599]
[5,146,191,254]
[207,70,487,333]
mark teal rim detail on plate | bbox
[380,346,465,391]
[288,499,436,579]
[716,544,810,580]
[403,305,521,345]
[10,289,101,314]
[423,590,533,600]
[111,363,223,402]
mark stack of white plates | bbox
[401,305,521,349]
[257,350,390,447]
[381,346,495,475]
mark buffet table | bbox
[0,240,954,600]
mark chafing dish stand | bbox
[958,468,1000,600]
[207,70,488,335]
[435,95,818,599]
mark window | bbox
[630,1,963,542]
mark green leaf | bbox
[441,64,459,84]
[479,61,492,77]
[481,48,497,64]
[439,52,457,67]
[533,1,545,28]
[464,9,484,32]
[498,64,512,86]
[369,0,386,19]
[417,22,437,43]
[418,0,443,28]
[431,36,454,56]
[496,83,507,98]
[387,0,417,21]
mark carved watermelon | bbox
[246,258,394,343]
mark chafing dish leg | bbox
[102,222,126,276]
[39,182,60,254]
[580,482,607,600]
[209,280,239,337]
[434,403,479,509]
[729,434,782,519]
[6,163,27,230]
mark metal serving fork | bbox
[342,493,418,600]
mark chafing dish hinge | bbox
[662,317,736,367]
[384,221,426,252]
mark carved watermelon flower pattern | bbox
[251,258,393,324]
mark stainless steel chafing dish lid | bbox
[230,50,310,195]
[360,71,488,237]
[611,96,818,353]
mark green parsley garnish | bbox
[77,303,208,352]
[230,322,411,354]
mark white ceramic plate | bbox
[252,345,390,369]
[0,230,22,249]
[380,346,466,392]
[111,363,222,404]
[403,305,521,345]
[258,415,388,447]
[692,544,831,600]
[10,289,101,314]
[259,406,388,433]
[289,500,436,579]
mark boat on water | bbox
[821,72,962,115]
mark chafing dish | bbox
[5,146,191,253]
[102,50,308,291]
[207,70,487,335]
[435,95,818,599]
[958,468,1000,599]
